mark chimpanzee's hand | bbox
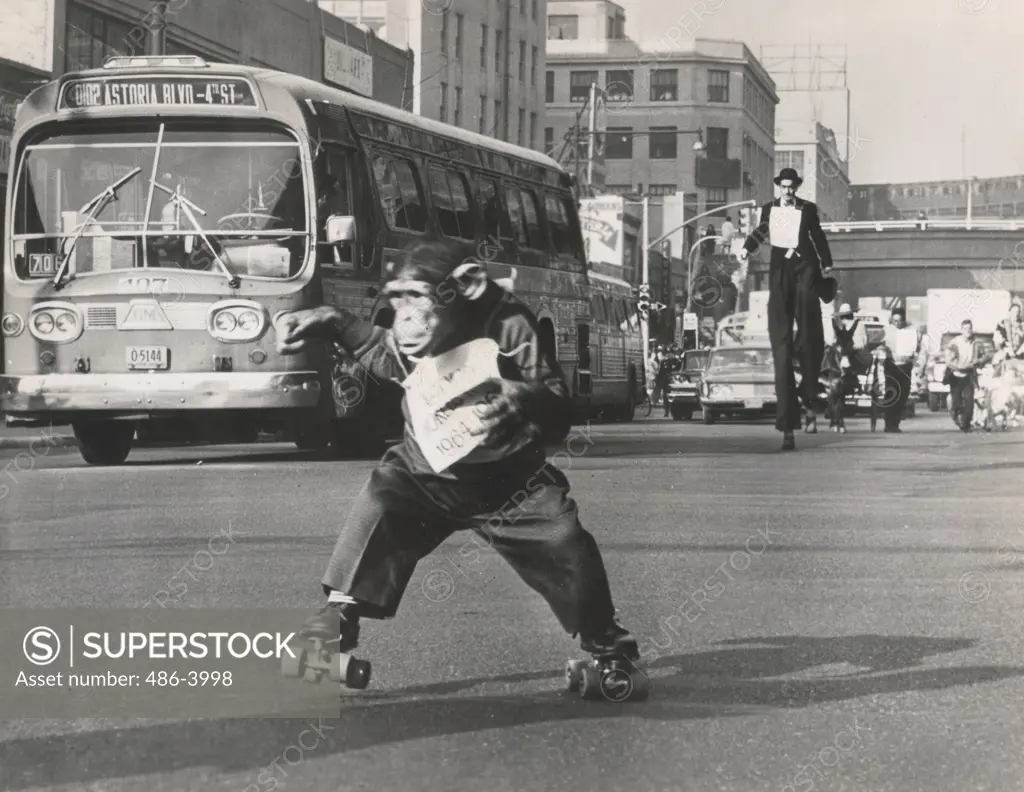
[275,306,340,355]
[469,379,540,448]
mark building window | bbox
[605,70,633,103]
[605,128,632,159]
[649,127,677,159]
[651,69,678,101]
[604,184,632,196]
[455,13,463,59]
[479,94,487,134]
[708,69,730,103]
[480,24,488,68]
[494,100,503,138]
[439,82,448,123]
[454,87,462,127]
[706,127,728,159]
[518,108,525,146]
[521,0,526,16]
[607,16,615,39]
[648,184,677,197]
[706,187,728,213]
[441,13,449,56]
[544,127,554,153]
[570,71,597,103]
[495,29,502,74]
[548,15,579,40]
[545,70,555,102]
[65,2,145,70]
[519,40,526,82]
[531,46,538,85]
[532,0,537,21]
[530,112,537,149]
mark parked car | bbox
[699,345,777,424]
[667,349,711,420]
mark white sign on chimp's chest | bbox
[404,338,505,473]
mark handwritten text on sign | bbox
[404,339,504,473]
[60,78,258,110]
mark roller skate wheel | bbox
[281,648,306,678]
[565,659,586,693]
[346,658,372,690]
[328,653,345,683]
[579,665,603,700]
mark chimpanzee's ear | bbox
[451,261,489,301]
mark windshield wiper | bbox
[53,166,142,288]
[149,179,240,289]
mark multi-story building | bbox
[544,0,777,250]
[774,119,849,222]
[850,175,1024,221]
[322,0,548,148]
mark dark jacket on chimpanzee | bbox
[330,282,572,481]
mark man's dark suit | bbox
[744,198,835,433]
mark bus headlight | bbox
[28,303,83,343]
[3,313,25,337]
[207,300,267,343]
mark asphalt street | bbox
[2,410,1024,792]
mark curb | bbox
[0,435,78,451]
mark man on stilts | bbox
[739,167,836,450]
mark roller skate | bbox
[565,624,650,702]
[281,602,372,689]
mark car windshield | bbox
[683,351,710,371]
[12,121,308,281]
[708,347,773,369]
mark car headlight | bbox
[207,300,267,343]
[27,303,83,343]
[2,313,24,337]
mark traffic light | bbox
[739,207,751,236]
[637,283,651,317]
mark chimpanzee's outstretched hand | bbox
[276,306,341,355]
[470,378,544,448]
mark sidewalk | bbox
[0,424,77,450]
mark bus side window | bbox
[429,167,475,240]
[504,185,530,248]
[480,178,511,246]
[519,188,543,249]
[545,194,573,255]
[371,154,426,233]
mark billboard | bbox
[579,195,625,268]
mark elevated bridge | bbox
[747,220,1024,309]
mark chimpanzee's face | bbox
[385,280,443,356]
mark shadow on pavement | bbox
[2,634,1021,789]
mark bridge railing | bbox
[823,219,1024,233]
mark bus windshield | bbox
[12,121,308,281]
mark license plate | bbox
[743,399,764,409]
[126,346,169,370]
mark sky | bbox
[618,0,1024,184]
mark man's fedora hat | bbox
[774,167,803,187]
[837,302,854,317]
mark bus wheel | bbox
[73,421,134,465]
[330,418,388,460]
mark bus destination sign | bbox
[60,78,258,110]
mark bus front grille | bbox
[87,306,118,328]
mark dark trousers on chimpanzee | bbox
[885,361,914,429]
[768,257,825,432]
[949,374,976,431]
[322,445,617,638]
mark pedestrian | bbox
[275,240,643,691]
[701,225,717,258]
[719,215,737,253]
[994,301,1024,362]
[882,308,919,432]
[739,167,836,450]
[826,303,860,433]
[946,318,992,432]
[655,345,674,417]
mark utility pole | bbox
[147,1,167,56]
[586,82,597,195]
[641,194,650,365]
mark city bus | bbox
[1,56,593,464]
[586,269,644,420]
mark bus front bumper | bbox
[0,372,322,414]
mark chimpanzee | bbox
[276,240,644,696]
